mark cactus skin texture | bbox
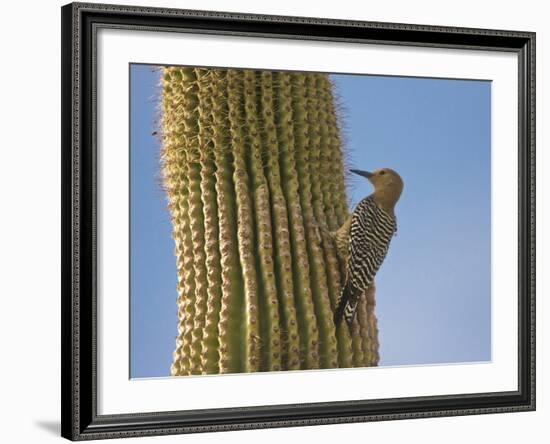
[161,67,380,375]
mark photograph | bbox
[130,64,491,378]
[1,0,544,441]
[60,3,535,439]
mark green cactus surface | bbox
[160,66,379,375]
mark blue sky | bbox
[130,65,491,378]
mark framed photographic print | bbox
[61,2,536,440]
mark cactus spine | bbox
[161,67,379,375]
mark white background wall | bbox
[0,0,546,442]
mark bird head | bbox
[351,168,404,211]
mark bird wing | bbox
[347,196,396,292]
[334,197,396,328]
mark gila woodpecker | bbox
[333,168,404,329]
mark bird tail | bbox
[333,281,359,328]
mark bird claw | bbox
[309,219,329,244]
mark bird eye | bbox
[379,171,386,176]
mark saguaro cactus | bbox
[160,66,379,375]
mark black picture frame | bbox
[61,2,536,440]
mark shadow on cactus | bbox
[161,66,382,376]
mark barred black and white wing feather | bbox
[333,196,397,328]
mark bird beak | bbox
[350,169,374,180]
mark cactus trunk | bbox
[161,67,379,375]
